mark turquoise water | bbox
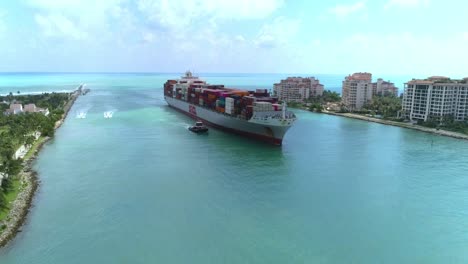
[1,74,468,263]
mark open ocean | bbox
[1,73,468,263]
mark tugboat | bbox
[189,121,209,133]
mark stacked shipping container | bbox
[163,80,283,120]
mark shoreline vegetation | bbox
[0,87,81,247]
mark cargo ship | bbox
[164,72,296,145]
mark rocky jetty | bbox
[0,160,39,247]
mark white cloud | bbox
[142,32,157,43]
[25,0,286,52]
[34,14,87,40]
[329,2,366,18]
[385,0,429,9]
[255,17,301,49]
[235,35,246,42]
[0,10,5,35]
[202,0,284,19]
[133,0,289,70]
[301,32,468,76]
[255,34,276,48]
[27,0,128,41]
[27,0,124,12]
[137,0,284,32]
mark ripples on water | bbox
[1,74,468,264]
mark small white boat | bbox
[77,112,86,119]
[104,111,113,119]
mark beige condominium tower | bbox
[402,76,468,122]
[342,72,373,111]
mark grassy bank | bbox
[0,136,45,227]
[0,177,21,223]
[23,137,48,161]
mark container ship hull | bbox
[165,96,290,145]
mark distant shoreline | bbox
[0,90,80,248]
[0,90,74,97]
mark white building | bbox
[4,103,23,115]
[342,72,373,111]
[13,145,28,160]
[273,77,324,103]
[0,172,7,186]
[3,103,49,116]
[24,104,50,116]
[402,76,468,122]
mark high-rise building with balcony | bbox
[273,77,324,103]
[402,76,468,122]
[372,78,399,97]
[341,72,373,111]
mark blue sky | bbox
[0,0,466,76]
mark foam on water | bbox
[103,111,114,118]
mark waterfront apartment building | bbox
[402,76,468,122]
[341,72,373,111]
[372,78,398,97]
[273,77,324,103]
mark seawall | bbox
[323,111,468,140]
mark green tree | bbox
[322,90,341,102]
[363,95,402,118]
[0,92,70,186]
[0,191,7,209]
[25,136,36,146]
[7,92,13,102]
[309,103,323,112]
[1,176,15,193]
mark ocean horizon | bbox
[0,72,420,96]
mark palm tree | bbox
[0,191,7,209]
[25,136,36,147]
